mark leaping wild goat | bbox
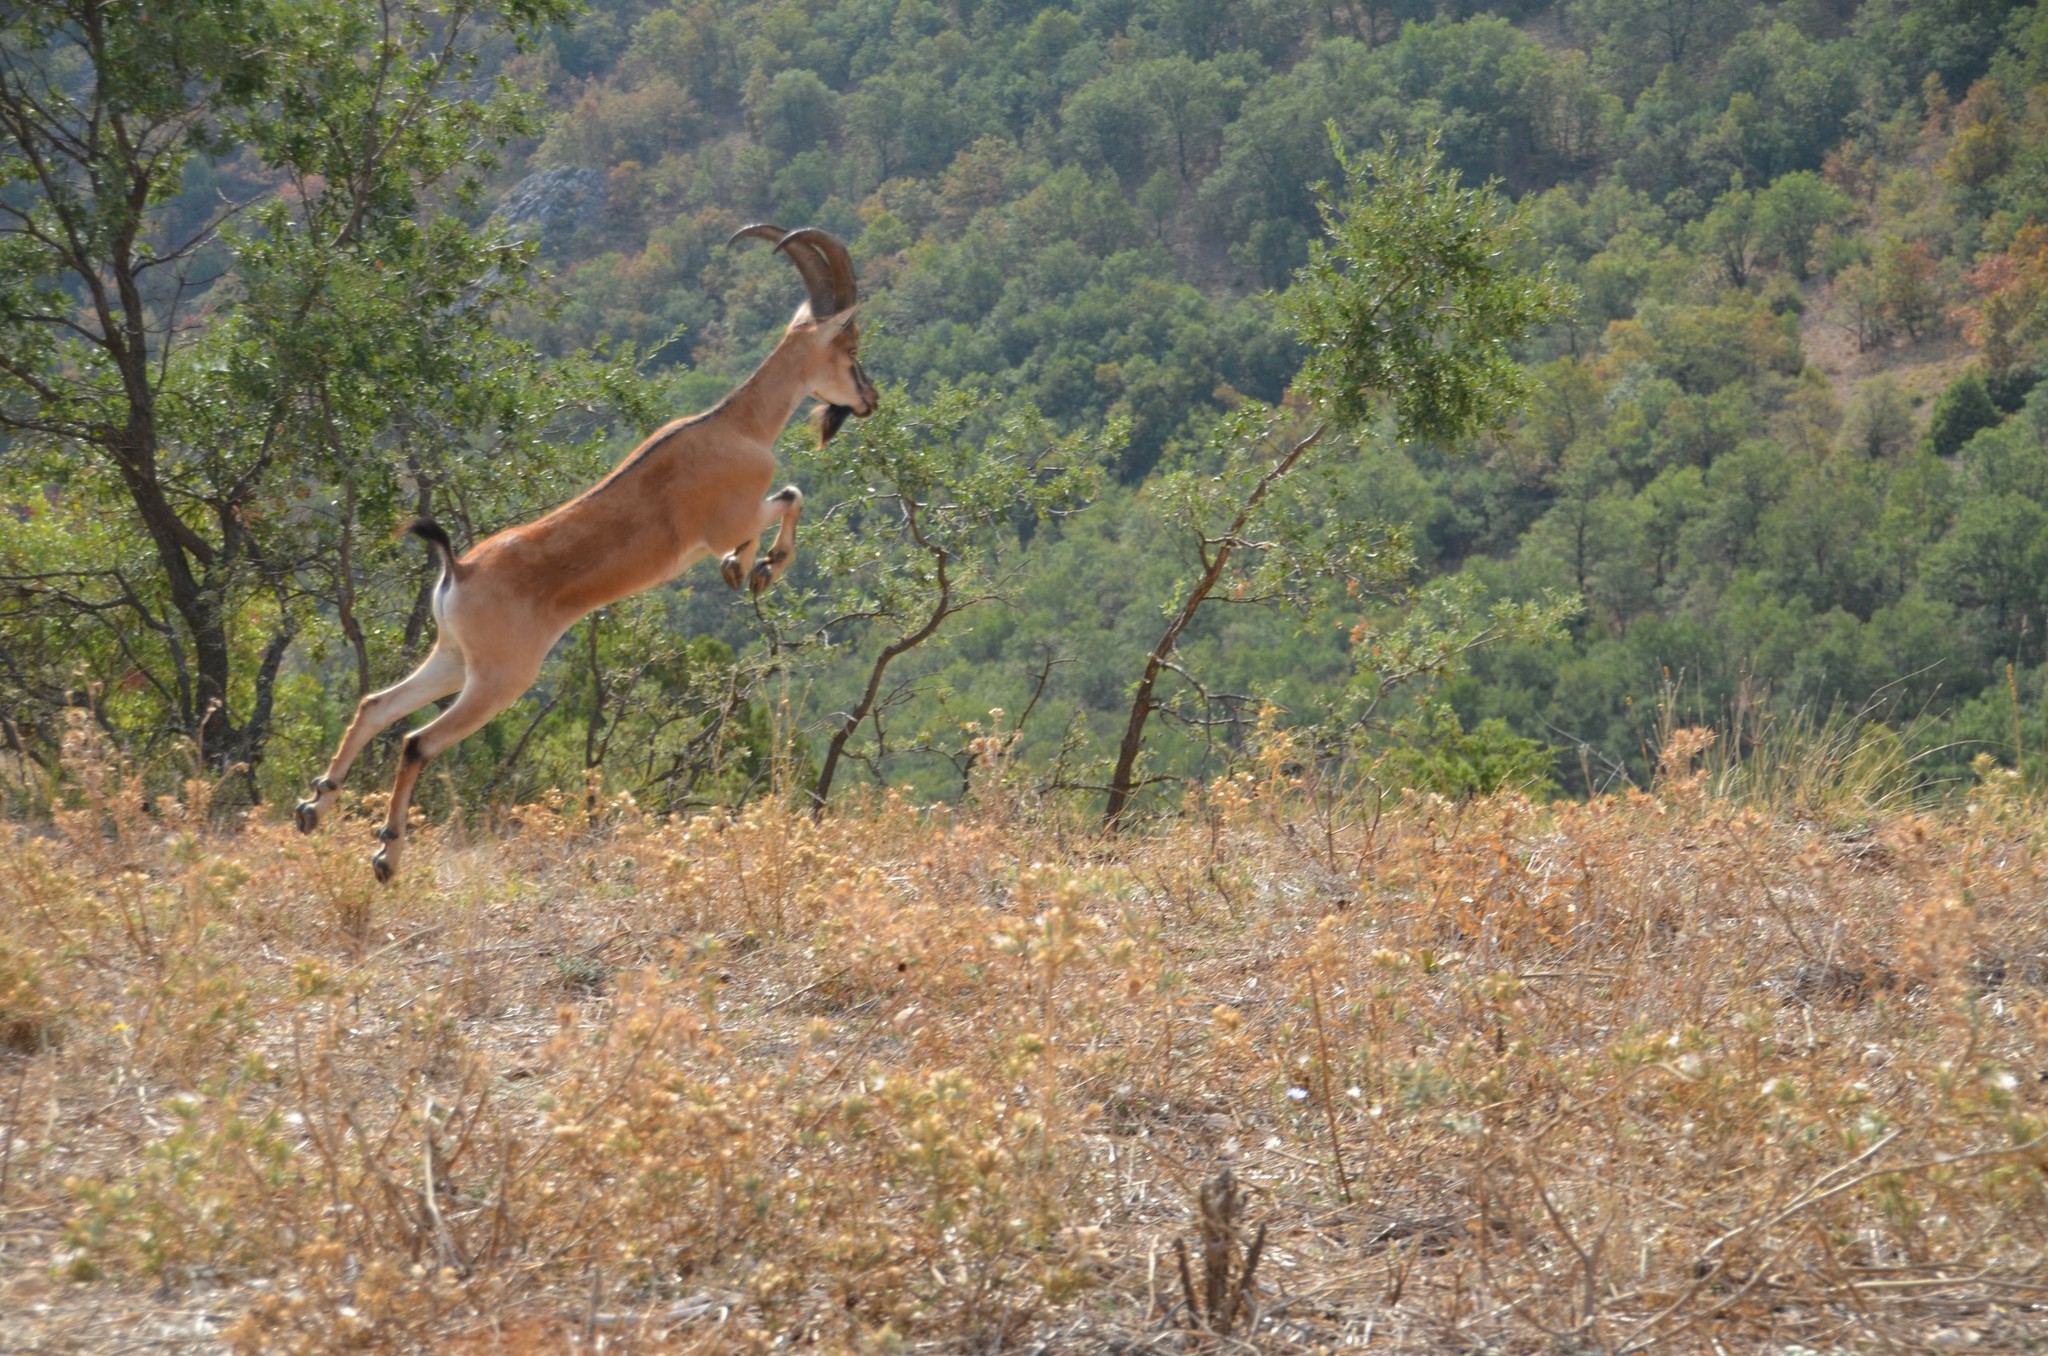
[295,225,877,882]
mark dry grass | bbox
[1,730,2045,1353]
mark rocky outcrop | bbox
[491,167,608,252]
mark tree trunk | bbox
[812,547,952,818]
[1103,425,1324,830]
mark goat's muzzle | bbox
[817,362,879,445]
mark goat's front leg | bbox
[370,657,540,884]
[718,486,804,593]
[749,486,803,594]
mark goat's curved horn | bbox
[776,228,857,314]
[729,221,836,317]
[725,222,788,247]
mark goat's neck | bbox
[714,334,818,447]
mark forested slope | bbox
[496,0,2048,799]
[10,0,2048,812]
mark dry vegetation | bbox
[1,722,2045,1354]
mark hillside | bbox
[471,0,2048,803]
[8,0,2048,818]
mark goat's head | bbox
[730,224,879,444]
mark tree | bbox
[1923,496,2048,662]
[1698,180,1758,287]
[844,72,964,185]
[1135,55,1243,183]
[1568,0,1757,96]
[1199,40,1370,259]
[750,68,839,156]
[1957,384,2048,503]
[1138,169,1180,241]
[1101,135,1573,828]
[1853,0,2017,99]
[1922,368,2003,459]
[0,0,628,791]
[1842,375,1916,460]
[1875,235,1943,341]
[1753,170,1852,279]
[1958,224,2048,375]
[768,388,1109,813]
[1708,23,1863,184]
[1376,701,1558,799]
[1059,69,1159,185]
[0,0,283,772]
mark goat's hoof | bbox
[720,554,745,590]
[294,799,319,833]
[371,848,395,884]
[749,560,774,594]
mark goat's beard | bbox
[815,403,853,447]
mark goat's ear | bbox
[822,305,860,335]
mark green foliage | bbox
[1923,367,2005,457]
[1697,180,1758,286]
[751,68,840,156]
[1754,171,1855,279]
[1347,574,1583,733]
[16,0,2048,818]
[1380,702,1559,799]
[1567,0,1759,95]
[1923,492,2048,664]
[1286,134,1575,442]
[763,387,1112,808]
[1104,139,1572,824]
[1853,0,2020,97]
[516,616,777,815]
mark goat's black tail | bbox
[398,517,463,582]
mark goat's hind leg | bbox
[370,658,540,883]
[295,642,465,833]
